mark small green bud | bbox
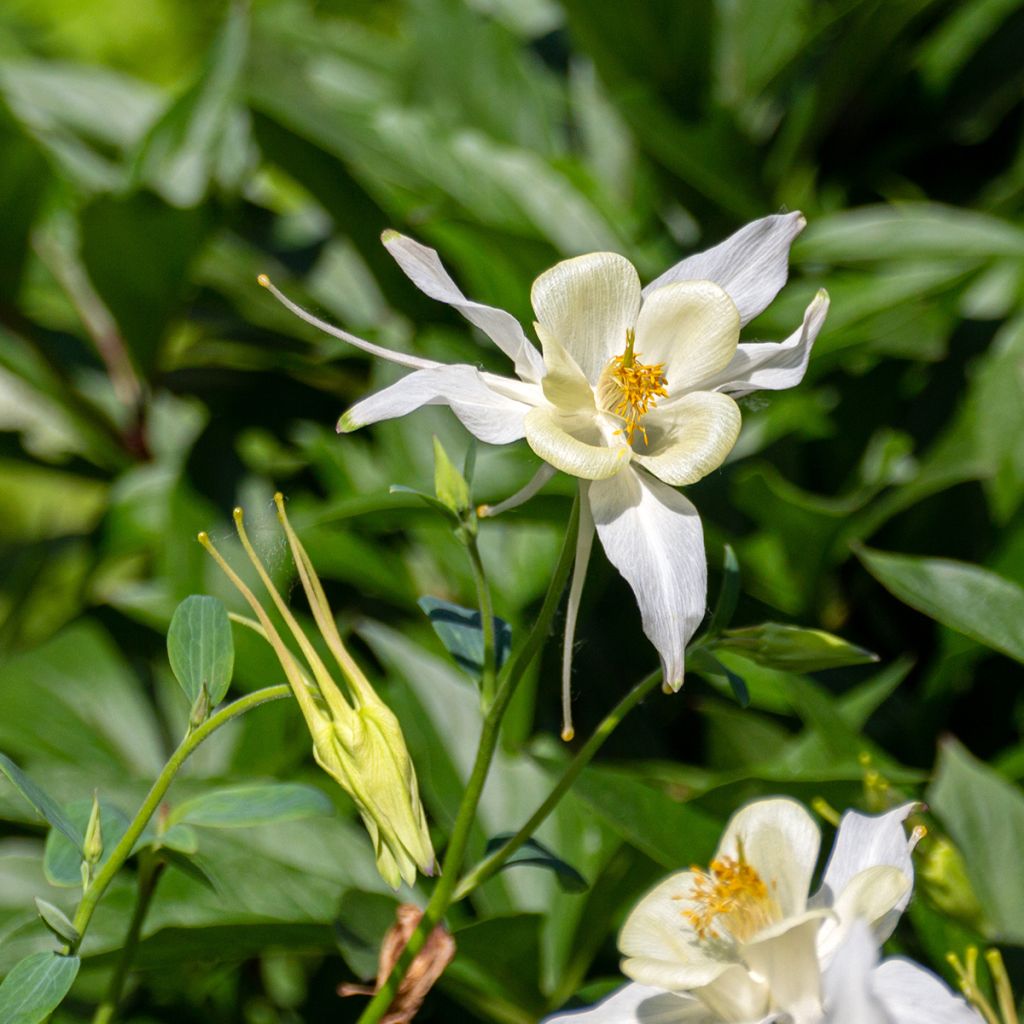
[83,793,103,866]
[433,436,472,520]
[919,836,985,929]
[189,684,211,729]
[714,622,878,673]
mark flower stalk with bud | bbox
[199,493,435,890]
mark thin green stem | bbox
[453,665,663,901]
[465,534,497,707]
[355,496,580,1024]
[70,684,291,949]
[91,855,164,1024]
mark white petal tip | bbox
[380,228,401,244]
[337,413,360,434]
[796,212,807,230]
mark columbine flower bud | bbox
[199,494,435,890]
[83,792,103,866]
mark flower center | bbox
[597,328,668,446]
[680,850,780,944]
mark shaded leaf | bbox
[928,738,1024,943]
[0,753,82,851]
[857,546,1024,664]
[713,622,878,673]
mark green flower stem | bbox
[69,684,292,950]
[452,665,663,902]
[91,853,164,1024]
[355,496,580,1024]
[464,533,498,707]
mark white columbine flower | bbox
[258,215,829,737]
[545,798,982,1024]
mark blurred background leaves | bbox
[0,0,1022,1021]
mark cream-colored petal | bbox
[620,871,736,991]
[633,281,739,392]
[816,865,911,965]
[634,392,741,486]
[532,252,642,383]
[717,798,821,919]
[524,406,629,480]
[689,964,770,1023]
[536,321,597,414]
[741,913,824,1024]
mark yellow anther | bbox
[681,851,779,943]
[560,725,575,742]
[598,329,668,447]
[257,273,271,288]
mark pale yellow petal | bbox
[633,392,741,486]
[531,252,641,383]
[536,321,596,414]
[524,406,628,480]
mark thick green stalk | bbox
[453,665,663,901]
[91,854,164,1024]
[70,684,292,948]
[465,534,498,707]
[355,496,580,1024]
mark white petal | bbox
[633,281,739,392]
[562,486,595,741]
[478,463,556,518]
[620,871,735,990]
[259,275,439,370]
[542,983,711,1024]
[717,798,820,919]
[340,365,533,444]
[815,802,916,944]
[524,406,630,480]
[634,392,741,486]
[816,866,911,965]
[589,469,705,689]
[706,290,830,397]
[643,212,806,326]
[532,252,642,383]
[872,959,985,1024]
[821,921,890,1024]
[382,230,546,382]
[741,914,824,1024]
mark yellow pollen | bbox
[603,329,668,446]
[680,853,779,943]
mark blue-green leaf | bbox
[418,596,512,679]
[168,783,333,829]
[483,835,588,893]
[0,951,80,1024]
[167,595,235,706]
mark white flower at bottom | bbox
[258,216,829,735]
[545,800,981,1024]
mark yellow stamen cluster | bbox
[604,329,668,446]
[681,854,778,943]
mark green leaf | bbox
[433,436,471,515]
[44,799,130,888]
[167,595,235,706]
[128,4,251,207]
[333,890,400,980]
[712,622,878,673]
[483,835,588,893]
[33,898,79,946]
[857,546,1024,664]
[168,783,333,829]
[0,753,82,851]
[417,596,512,679]
[388,484,459,521]
[0,951,80,1024]
[688,649,750,707]
[928,738,1024,942]
[705,544,740,635]
[160,848,219,893]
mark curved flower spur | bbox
[258,215,830,739]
